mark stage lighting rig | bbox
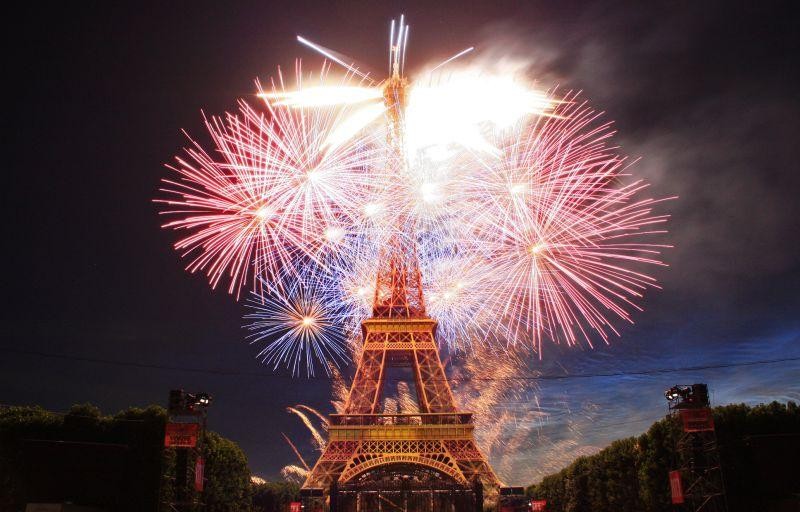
[166,389,213,510]
[664,383,727,512]
[664,383,709,409]
[168,389,213,415]
[193,392,212,408]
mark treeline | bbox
[0,404,298,512]
[527,401,800,512]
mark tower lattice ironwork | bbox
[302,233,499,491]
[302,25,500,509]
[301,237,501,509]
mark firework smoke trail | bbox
[278,366,352,477]
[449,345,552,482]
[328,365,349,414]
[450,350,604,483]
[158,20,672,374]
[395,381,417,413]
[294,404,330,430]
[382,397,399,415]
[286,406,326,451]
[281,432,310,471]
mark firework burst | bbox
[157,63,386,298]
[243,275,352,376]
[158,21,671,373]
[471,96,671,352]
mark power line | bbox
[1,346,798,382]
[491,356,800,381]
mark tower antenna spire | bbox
[389,15,408,78]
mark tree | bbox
[200,431,252,512]
[527,401,800,512]
[0,403,258,512]
[0,405,61,511]
[251,480,300,512]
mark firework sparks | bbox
[157,64,386,299]
[243,276,352,376]
[448,345,555,482]
[421,255,495,349]
[280,464,309,485]
[281,400,340,480]
[471,96,672,352]
[286,406,327,450]
[282,432,310,471]
[158,17,671,373]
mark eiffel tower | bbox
[301,235,500,511]
[301,19,500,511]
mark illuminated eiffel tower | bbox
[301,18,500,511]
[301,235,500,510]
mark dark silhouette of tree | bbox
[251,480,300,512]
[527,401,799,512]
[0,404,252,512]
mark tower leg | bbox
[329,480,338,512]
[474,479,483,512]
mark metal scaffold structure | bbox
[665,383,728,512]
[164,389,212,512]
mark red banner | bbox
[669,470,684,504]
[680,408,715,432]
[164,422,199,447]
[194,456,205,492]
[531,499,547,511]
[289,502,302,512]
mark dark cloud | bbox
[472,3,800,298]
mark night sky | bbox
[3,1,799,483]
